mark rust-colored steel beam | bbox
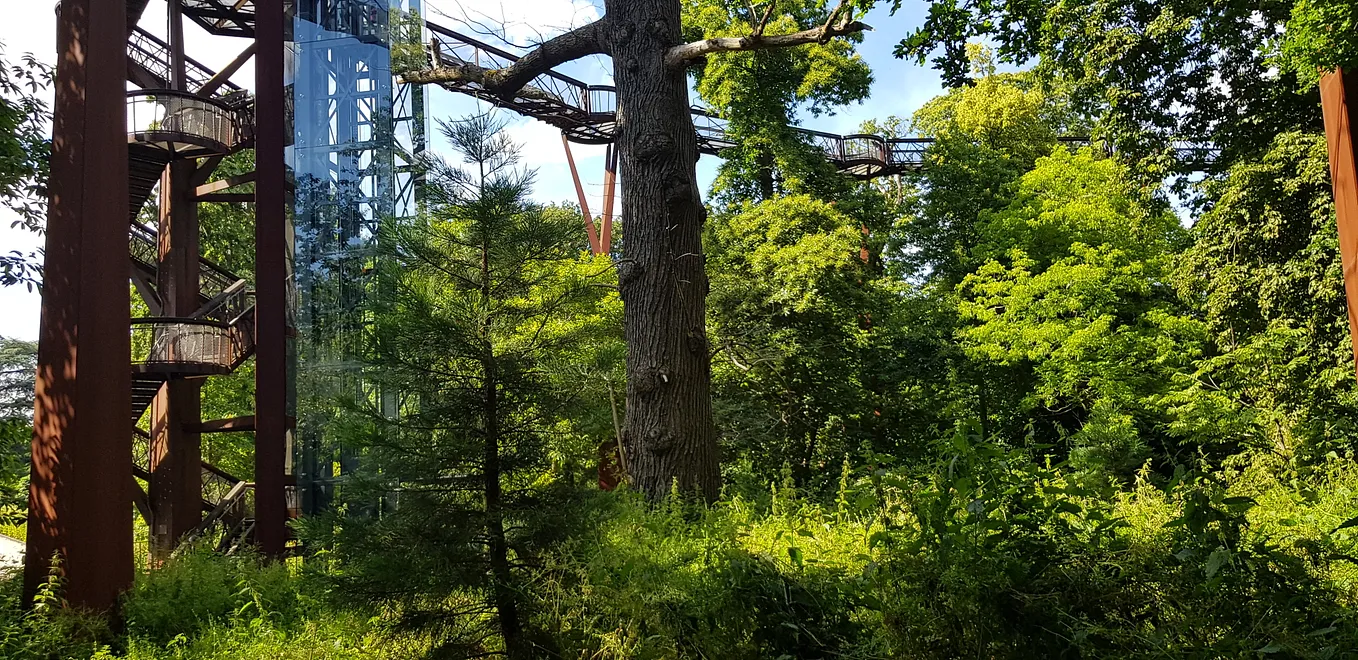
[196,171,256,197]
[167,0,186,91]
[191,155,227,187]
[1321,68,1358,379]
[148,159,203,563]
[25,0,132,611]
[198,42,257,97]
[562,134,602,255]
[254,0,288,558]
[186,416,257,433]
[198,193,257,203]
[601,143,616,254]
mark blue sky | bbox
[0,1,949,341]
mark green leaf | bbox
[787,546,804,568]
[1332,516,1358,533]
[1054,500,1083,515]
[1205,547,1230,578]
[854,494,877,512]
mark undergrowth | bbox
[0,451,1355,659]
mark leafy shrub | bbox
[122,548,301,645]
[0,562,114,660]
[531,488,886,659]
[521,440,1358,659]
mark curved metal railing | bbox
[586,85,617,117]
[127,90,240,158]
[131,318,237,375]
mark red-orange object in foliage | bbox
[1320,68,1358,381]
[598,439,624,490]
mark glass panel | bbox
[289,0,425,515]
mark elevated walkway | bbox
[421,23,1217,177]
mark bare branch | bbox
[757,2,776,36]
[400,18,608,99]
[665,14,871,67]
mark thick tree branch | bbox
[819,0,853,43]
[400,18,608,100]
[665,16,871,67]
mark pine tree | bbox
[311,115,616,658]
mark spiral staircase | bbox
[123,0,265,553]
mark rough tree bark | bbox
[606,0,718,500]
[481,281,524,659]
[402,0,867,502]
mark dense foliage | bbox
[0,45,50,288]
[0,336,34,520]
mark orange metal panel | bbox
[1320,68,1358,379]
[562,134,602,255]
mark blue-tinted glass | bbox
[289,0,424,514]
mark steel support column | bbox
[148,159,203,562]
[1321,68,1358,379]
[254,0,288,557]
[24,0,132,610]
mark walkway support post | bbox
[25,0,132,610]
[562,134,603,255]
[1321,68,1358,379]
[254,0,288,557]
[148,1,203,564]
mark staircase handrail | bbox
[174,480,252,555]
[128,223,246,300]
[127,26,244,97]
[193,279,250,323]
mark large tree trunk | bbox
[606,0,720,501]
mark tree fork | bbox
[400,1,869,502]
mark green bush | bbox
[530,488,886,659]
[122,548,301,645]
[519,444,1358,659]
[0,562,114,660]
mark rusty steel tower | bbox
[25,0,425,610]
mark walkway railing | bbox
[420,22,1219,177]
[127,90,240,158]
[129,223,245,303]
[127,27,244,97]
[131,318,238,375]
